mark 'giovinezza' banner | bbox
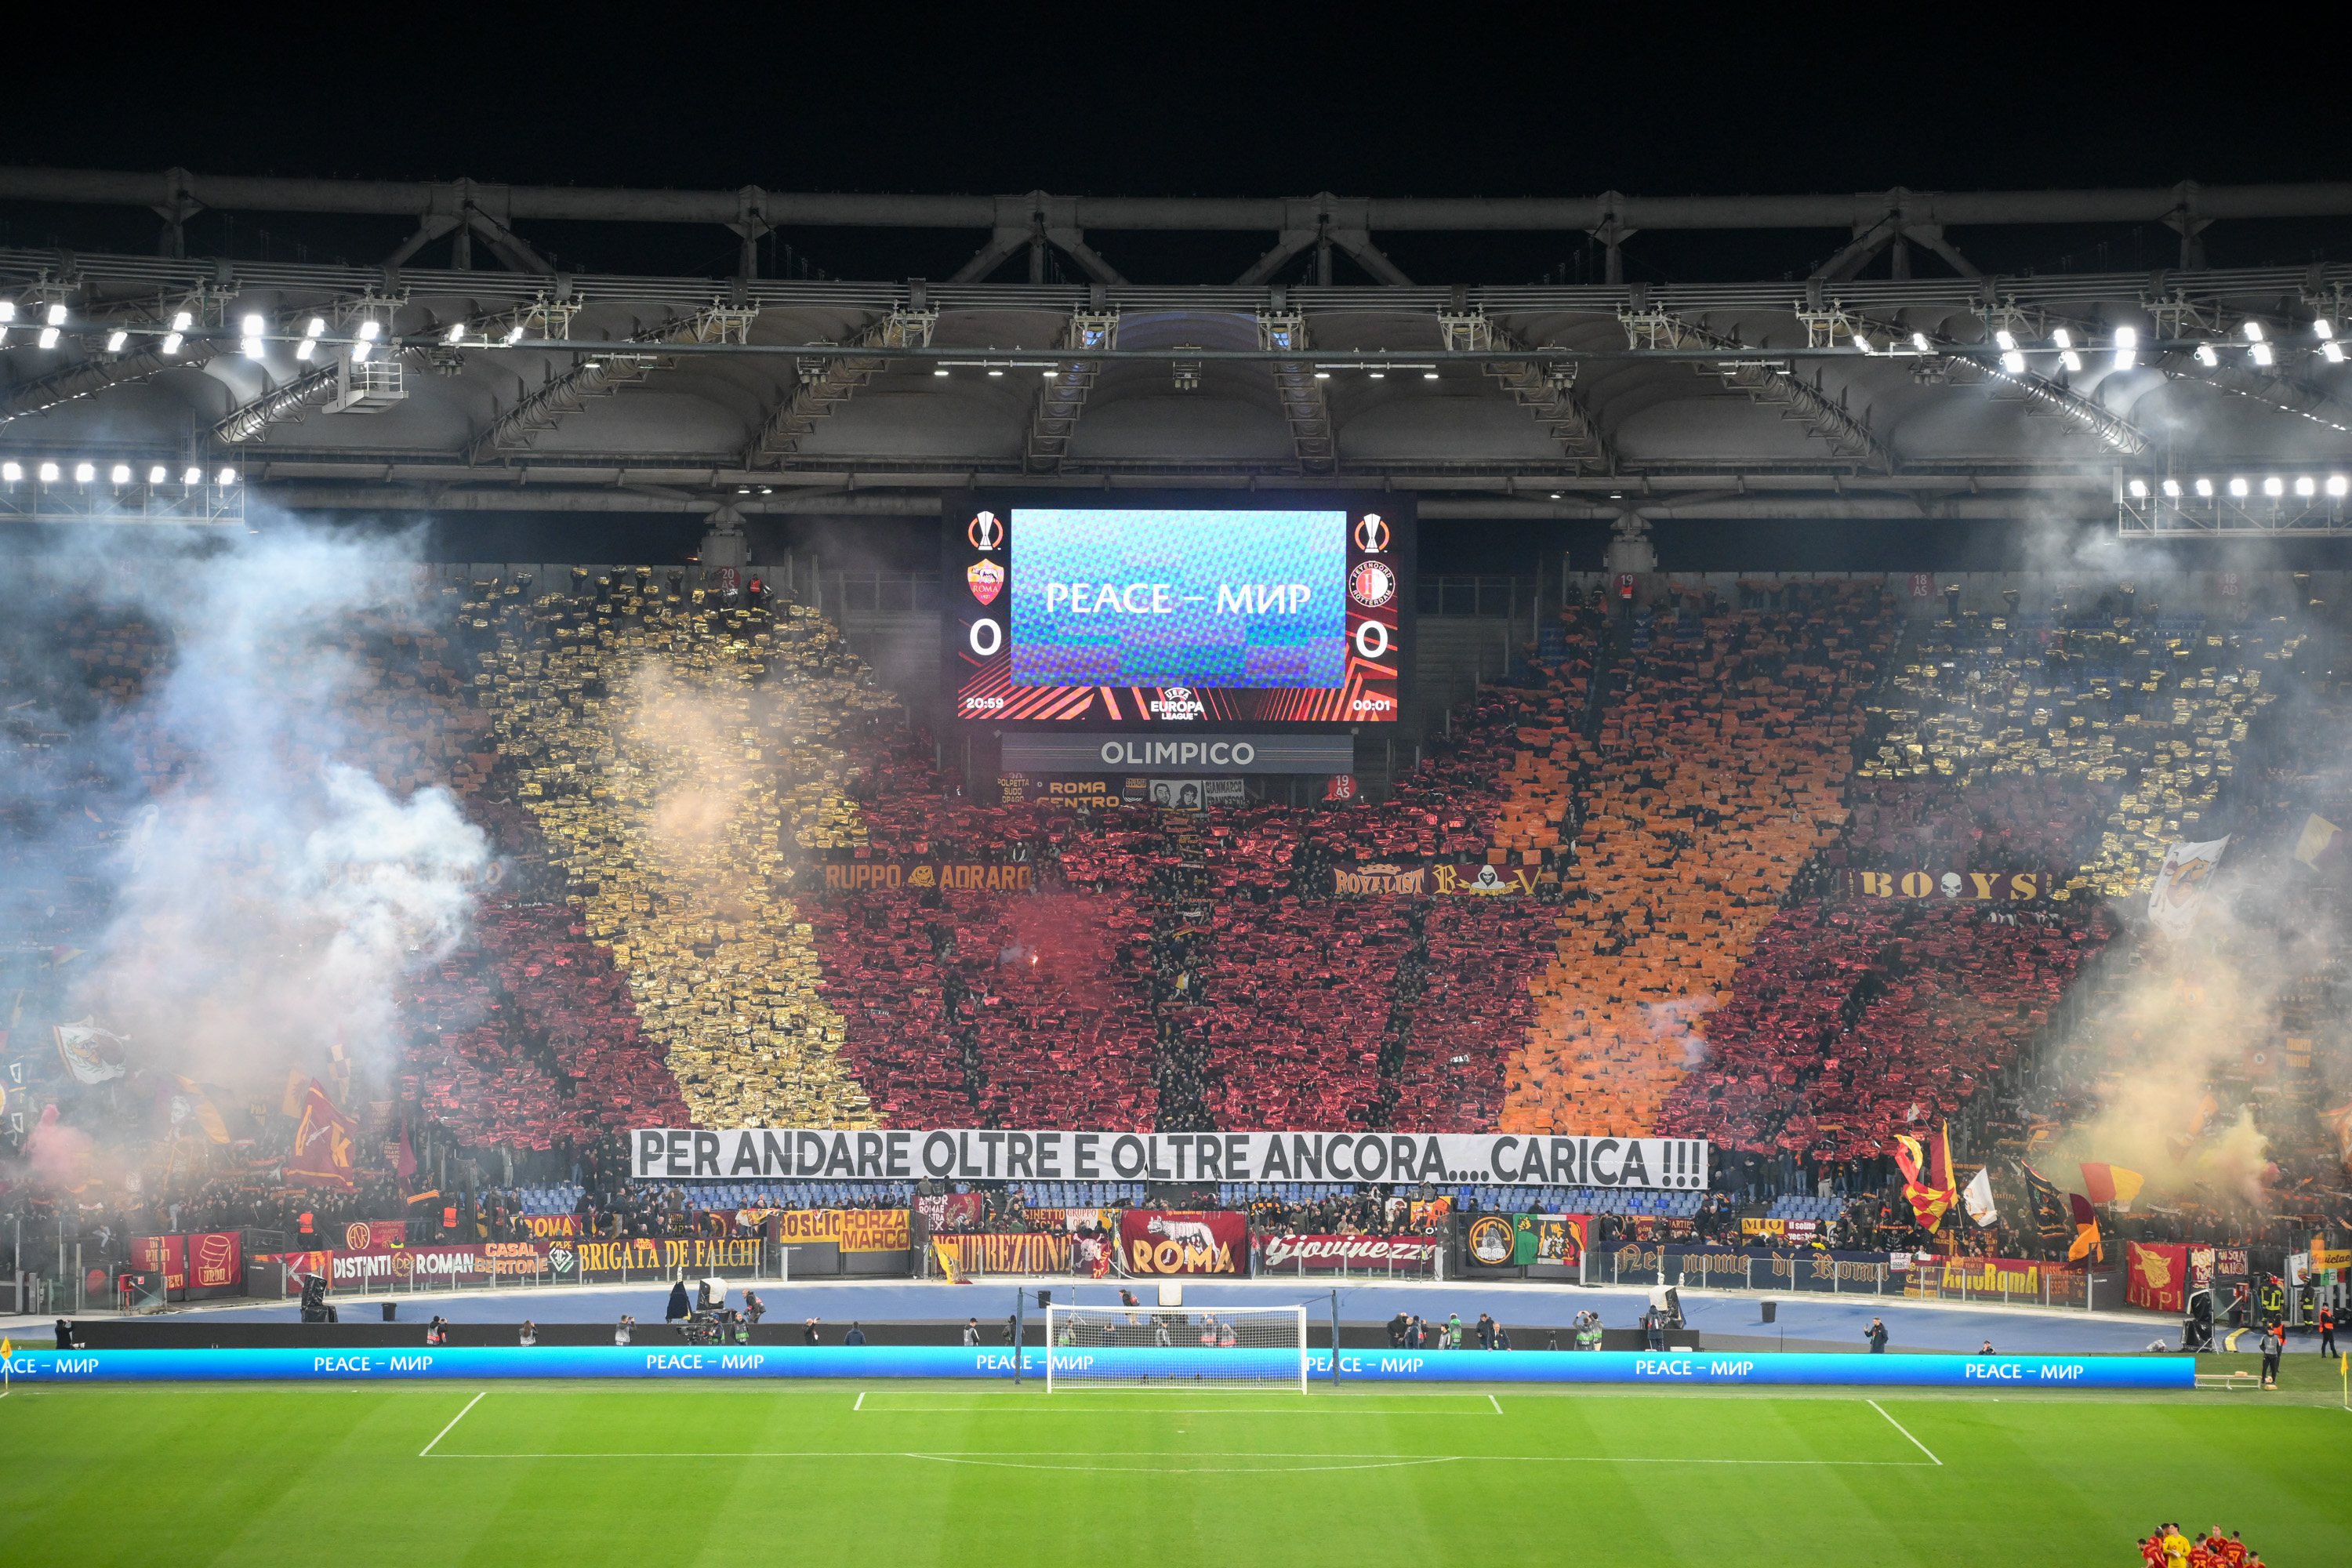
[632,1128,1708,1191]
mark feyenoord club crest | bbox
[1349,560,1397,607]
[1352,514,1391,553]
[967,510,1005,550]
[967,559,1005,605]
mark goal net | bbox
[1044,1304,1308,1392]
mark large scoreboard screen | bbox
[945,491,1412,726]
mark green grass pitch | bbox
[2,1355,2345,1565]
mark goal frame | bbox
[1043,1303,1309,1394]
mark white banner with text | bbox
[631,1128,1708,1190]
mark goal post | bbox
[1044,1304,1309,1392]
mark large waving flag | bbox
[2021,1162,2073,1245]
[1962,1167,1999,1228]
[1893,1123,1958,1232]
[285,1079,357,1192]
[2078,1161,2145,1208]
[2067,1192,2104,1263]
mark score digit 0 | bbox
[968,617,1003,656]
[1352,619,1390,659]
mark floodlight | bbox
[352,342,373,362]
[217,466,238,485]
[2251,343,2273,366]
[183,466,203,485]
[0,462,17,482]
[1911,332,1930,351]
[2194,477,2214,498]
[1367,370,1385,379]
[986,368,1004,377]
[2000,350,2026,373]
[73,461,94,483]
[38,462,60,483]
[170,310,193,332]
[0,303,13,321]
[2194,343,2218,365]
[2112,325,2137,369]
[45,302,67,327]
[932,368,949,376]
[37,327,60,349]
[242,313,266,336]
[2294,476,2315,497]
[307,318,328,339]
[1423,369,1440,378]
[2328,475,2349,497]
[148,464,166,484]
[503,324,525,344]
[2241,321,2263,341]
[357,320,382,341]
[445,322,465,344]
[295,339,314,361]
[2325,342,2346,364]
[2127,478,2148,499]
[1994,330,2016,351]
[1042,369,1057,379]
[2263,476,2285,497]
[2060,350,2082,372]
[161,333,184,355]
[1313,370,1330,379]
[110,463,130,485]
[105,329,128,352]
[2052,328,2073,350]
[2161,477,2181,498]
[2228,477,2249,497]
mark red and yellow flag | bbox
[1893,1123,1958,1232]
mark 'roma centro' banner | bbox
[632,1129,1708,1192]
[1119,1210,1246,1274]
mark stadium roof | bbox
[2,169,2350,533]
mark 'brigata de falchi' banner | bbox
[631,1128,1709,1191]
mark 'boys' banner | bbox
[633,1128,1708,1191]
[1838,869,2050,902]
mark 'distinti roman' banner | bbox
[631,1128,1708,1191]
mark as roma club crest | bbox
[1349,560,1397,608]
[1352,514,1391,553]
[967,510,1005,550]
[967,559,1005,605]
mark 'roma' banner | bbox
[285,1080,357,1192]
[1260,1234,1439,1272]
[2128,1242,2189,1313]
[520,1214,582,1240]
[772,1209,913,1252]
[1118,1210,1246,1275]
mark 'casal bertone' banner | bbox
[631,1128,1708,1190]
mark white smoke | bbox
[5,518,490,1107]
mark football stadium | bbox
[2,24,2350,1565]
